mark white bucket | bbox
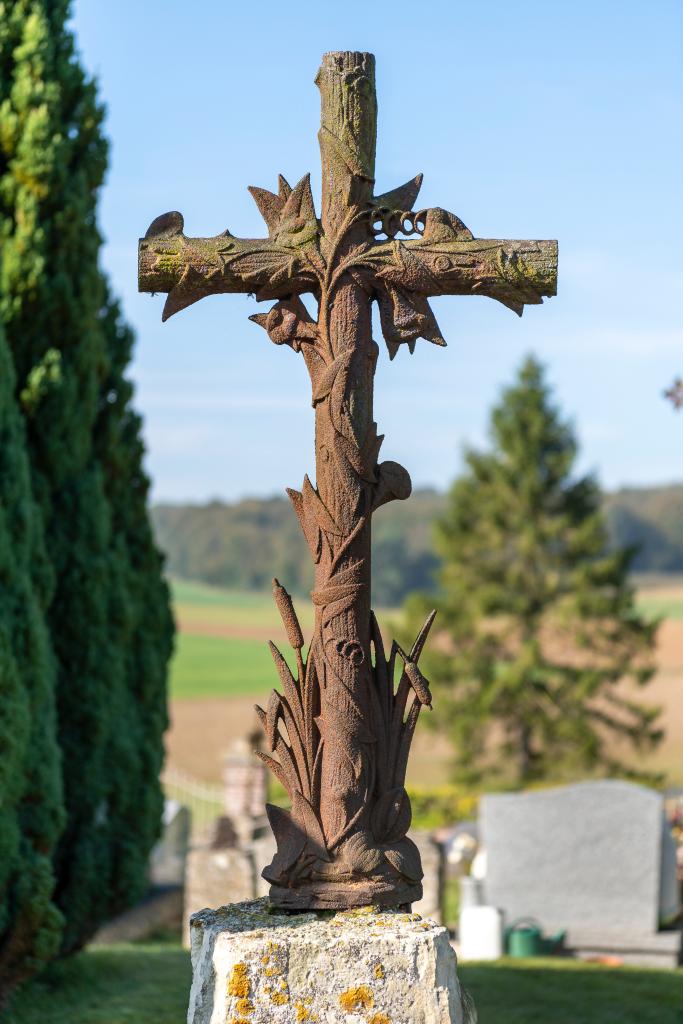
[459,905,504,961]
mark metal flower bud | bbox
[272,577,304,650]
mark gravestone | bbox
[183,816,255,947]
[222,734,268,845]
[412,831,445,923]
[481,780,682,967]
[149,799,191,887]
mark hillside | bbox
[152,484,683,606]
[605,485,683,573]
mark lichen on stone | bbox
[228,962,250,999]
[339,985,374,1011]
[295,999,318,1022]
[369,1014,391,1024]
[373,962,385,980]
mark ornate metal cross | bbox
[139,51,557,910]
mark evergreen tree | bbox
[91,293,173,919]
[404,356,661,787]
[0,325,64,1002]
[0,0,173,953]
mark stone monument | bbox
[481,781,682,968]
[139,50,556,1021]
[222,733,268,844]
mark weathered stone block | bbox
[187,898,474,1024]
[184,847,255,947]
[411,830,444,923]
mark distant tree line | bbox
[152,482,683,607]
[151,491,444,608]
[0,0,172,1003]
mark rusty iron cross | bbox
[139,51,557,910]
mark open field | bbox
[166,577,683,786]
[7,938,683,1024]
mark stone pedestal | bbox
[188,898,475,1024]
[184,847,255,948]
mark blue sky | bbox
[71,1,682,503]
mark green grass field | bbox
[7,938,682,1024]
[169,579,305,699]
[169,576,683,702]
[169,633,277,699]
[171,578,314,629]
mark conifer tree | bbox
[404,356,661,787]
[0,326,64,1002]
[0,0,173,953]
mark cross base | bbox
[268,876,422,911]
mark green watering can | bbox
[505,918,566,958]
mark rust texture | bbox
[138,51,557,910]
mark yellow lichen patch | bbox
[339,985,374,1011]
[229,1019,251,1024]
[369,1014,391,1024]
[235,998,253,1016]
[295,1000,318,1022]
[228,963,250,998]
[264,966,281,977]
[270,991,289,1005]
[261,955,270,965]
[373,962,385,980]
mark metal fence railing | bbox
[162,766,223,840]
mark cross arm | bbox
[138,175,322,321]
[371,234,557,315]
[349,205,557,357]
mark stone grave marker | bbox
[149,799,191,888]
[481,780,682,967]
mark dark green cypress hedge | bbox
[0,0,173,958]
[0,326,64,1004]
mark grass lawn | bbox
[169,632,278,699]
[5,938,191,1024]
[461,958,683,1024]
[6,939,682,1024]
[638,595,683,620]
[171,578,314,631]
[635,577,683,621]
[169,579,305,699]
